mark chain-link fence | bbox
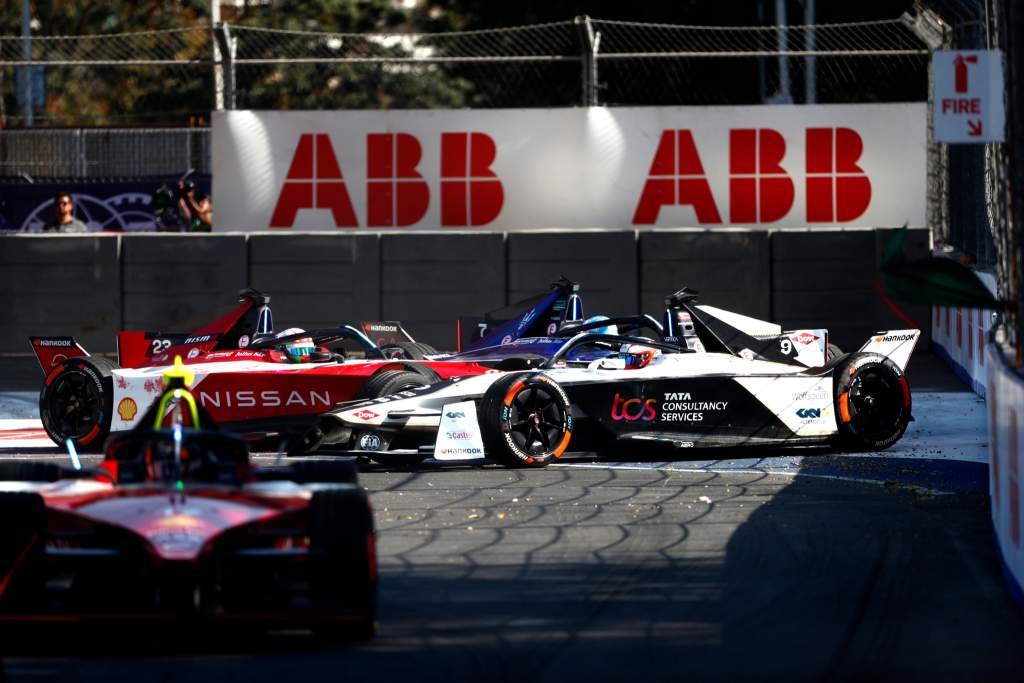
[2,16,928,120]
[917,0,1017,344]
[1,15,931,179]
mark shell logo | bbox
[117,397,138,422]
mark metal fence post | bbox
[214,22,236,110]
[575,16,599,106]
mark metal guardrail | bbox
[0,128,210,178]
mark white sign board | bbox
[933,50,1005,144]
[213,104,926,231]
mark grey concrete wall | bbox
[121,234,247,335]
[0,228,933,355]
[771,228,932,351]
[248,234,380,331]
[380,233,505,349]
[508,231,638,318]
[640,230,771,322]
[0,235,120,353]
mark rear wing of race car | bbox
[28,336,90,373]
[458,276,583,353]
[857,330,921,371]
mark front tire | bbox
[833,353,911,451]
[478,373,573,468]
[38,356,118,452]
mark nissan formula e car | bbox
[30,289,492,452]
[322,289,920,468]
[0,366,377,638]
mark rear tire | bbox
[833,353,911,451]
[478,373,573,468]
[380,341,438,360]
[356,370,431,401]
[38,356,119,452]
[309,487,377,640]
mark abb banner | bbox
[212,104,925,231]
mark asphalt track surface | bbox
[2,354,1024,681]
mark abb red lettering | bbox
[367,133,429,227]
[729,129,794,223]
[270,133,358,228]
[632,130,721,224]
[440,133,504,226]
[806,128,871,222]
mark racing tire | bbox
[380,341,437,360]
[826,343,845,363]
[356,369,431,401]
[832,352,912,451]
[0,492,47,609]
[38,356,119,452]
[478,372,573,468]
[308,486,377,641]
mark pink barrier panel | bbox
[987,338,1024,604]
[931,272,997,397]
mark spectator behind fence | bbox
[43,193,88,233]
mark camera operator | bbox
[177,179,213,232]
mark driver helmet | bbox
[275,327,315,363]
[623,343,660,369]
[584,315,619,336]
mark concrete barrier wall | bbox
[249,234,380,329]
[381,233,506,349]
[0,235,120,352]
[771,228,931,351]
[639,230,770,321]
[122,234,247,332]
[508,231,638,317]
[0,229,930,354]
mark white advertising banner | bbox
[212,104,926,231]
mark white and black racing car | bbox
[316,289,920,468]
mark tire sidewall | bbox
[833,353,910,450]
[38,357,114,450]
[484,373,573,467]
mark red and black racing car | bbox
[0,364,377,639]
[29,289,493,452]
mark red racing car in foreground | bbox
[0,362,377,639]
[30,289,493,452]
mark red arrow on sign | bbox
[968,119,984,136]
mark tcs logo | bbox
[611,393,656,422]
[632,127,872,225]
[270,132,504,228]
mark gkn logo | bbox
[270,132,504,228]
[796,408,822,419]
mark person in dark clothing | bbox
[43,193,88,232]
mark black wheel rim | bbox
[506,385,566,455]
[847,367,904,441]
[47,370,102,440]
